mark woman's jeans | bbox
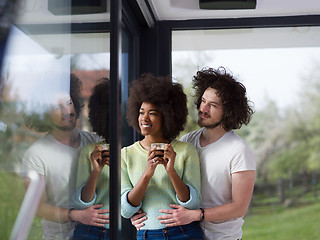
[73,224,109,240]
[137,221,204,240]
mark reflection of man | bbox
[133,67,256,240]
[23,74,105,240]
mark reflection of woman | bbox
[73,79,111,240]
[121,73,203,239]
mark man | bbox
[23,74,109,240]
[132,67,256,240]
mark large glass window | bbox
[0,1,110,239]
[172,26,320,240]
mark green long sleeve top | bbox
[121,139,201,230]
[74,140,110,229]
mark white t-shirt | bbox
[23,129,101,240]
[181,128,256,240]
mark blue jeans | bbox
[73,224,109,240]
[137,222,204,240]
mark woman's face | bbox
[138,102,163,138]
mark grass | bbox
[0,170,43,240]
[0,171,25,239]
[243,201,320,240]
[1,169,319,239]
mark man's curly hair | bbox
[88,78,110,142]
[24,73,83,132]
[126,73,188,140]
[193,67,254,131]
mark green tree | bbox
[239,99,286,182]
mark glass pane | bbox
[172,26,320,240]
[0,0,110,239]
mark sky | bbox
[2,26,71,104]
[1,26,109,106]
[2,26,320,114]
[172,47,320,112]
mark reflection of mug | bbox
[100,143,109,164]
[151,143,165,158]
[101,143,109,152]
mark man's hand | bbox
[158,204,197,227]
[71,204,109,227]
[130,209,147,231]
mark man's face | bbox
[49,93,77,131]
[198,87,224,129]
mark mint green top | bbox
[121,139,201,230]
[74,140,110,229]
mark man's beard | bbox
[53,118,77,131]
[55,124,76,131]
[198,111,222,129]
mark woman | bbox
[73,78,111,240]
[121,73,203,239]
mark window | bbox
[0,2,109,238]
[172,26,320,239]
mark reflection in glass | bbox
[20,73,103,239]
[0,2,110,238]
[10,171,45,240]
[172,27,320,239]
[74,78,111,238]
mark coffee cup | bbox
[151,143,165,158]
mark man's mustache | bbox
[62,113,75,120]
[199,111,210,118]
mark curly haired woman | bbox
[73,78,111,240]
[121,73,203,240]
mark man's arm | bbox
[158,170,255,226]
[203,170,255,221]
[24,175,69,222]
[25,175,109,227]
